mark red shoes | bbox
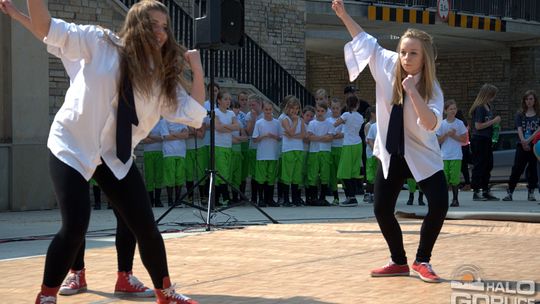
[155,277,199,304]
[58,268,87,295]
[370,261,410,277]
[411,261,442,283]
[114,271,155,297]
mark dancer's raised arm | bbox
[1,0,50,40]
[331,0,363,38]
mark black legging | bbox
[373,155,448,265]
[71,208,136,273]
[470,135,493,192]
[45,153,168,288]
[507,143,538,192]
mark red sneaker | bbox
[35,293,56,304]
[114,271,155,297]
[155,277,198,304]
[412,261,442,283]
[370,261,410,277]
[35,285,59,304]
[59,269,87,295]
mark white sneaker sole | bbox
[59,286,87,296]
[370,272,410,277]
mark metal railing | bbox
[355,0,540,22]
[119,0,314,106]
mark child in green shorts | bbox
[436,99,467,207]
[214,91,240,206]
[328,98,344,204]
[142,118,165,207]
[280,97,305,206]
[160,121,189,206]
[246,95,264,204]
[364,106,378,204]
[306,102,335,206]
[252,101,281,207]
[231,99,249,203]
[333,95,364,207]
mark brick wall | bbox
[307,47,540,130]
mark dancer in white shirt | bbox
[1,1,206,303]
[332,0,448,283]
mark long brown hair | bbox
[520,90,539,114]
[391,28,438,106]
[468,84,498,118]
[117,0,189,110]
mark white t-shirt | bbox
[436,118,467,160]
[160,121,187,158]
[327,116,344,148]
[281,116,304,152]
[341,111,364,145]
[252,118,280,160]
[144,119,164,152]
[307,119,335,152]
[344,32,444,181]
[366,123,378,158]
[44,18,207,180]
[246,111,264,149]
[214,109,236,148]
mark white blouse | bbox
[344,32,444,181]
[44,18,207,181]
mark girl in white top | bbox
[436,100,467,207]
[328,99,345,204]
[1,1,206,303]
[214,91,239,204]
[333,0,447,283]
[252,101,281,206]
[160,121,189,206]
[333,96,364,206]
[280,97,305,206]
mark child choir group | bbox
[141,84,471,209]
[141,84,378,208]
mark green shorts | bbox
[230,150,244,187]
[281,150,304,185]
[444,159,462,186]
[163,156,186,187]
[337,144,362,180]
[185,149,197,182]
[143,151,164,191]
[254,160,278,184]
[215,146,232,185]
[365,156,379,184]
[329,147,342,191]
[307,151,332,186]
[407,178,417,193]
[195,145,209,182]
[247,148,257,177]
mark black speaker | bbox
[194,0,244,50]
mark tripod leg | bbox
[154,188,163,207]
[250,179,258,204]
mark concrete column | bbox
[9,0,54,211]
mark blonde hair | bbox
[284,96,301,116]
[468,84,498,117]
[391,28,438,106]
[117,0,189,111]
[315,88,328,99]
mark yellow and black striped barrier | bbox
[448,11,506,32]
[368,5,435,25]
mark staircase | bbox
[119,0,315,106]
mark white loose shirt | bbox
[366,123,378,158]
[44,18,207,180]
[340,111,364,146]
[344,32,444,181]
[246,111,264,149]
[327,117,344,148]
[214,109,235,148]
[436,118,467,160]
[144,119,165,152]
[281,116,304,152]
[160,121,187,158]
[307,119,334,152]
[252,118,280,160]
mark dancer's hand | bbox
[401,75,417,95]
[184,50,203,73]
[331,0,347,19]
[0,0,16,18]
